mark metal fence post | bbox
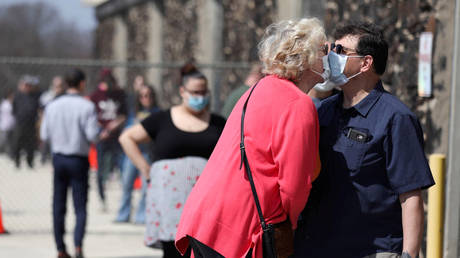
[427,154,445,258]
[444,0,460,257]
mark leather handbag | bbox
[239,82,294,258]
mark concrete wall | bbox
[195,0,223,111]
[145,1,163,98]
[112,15,127,87]
[429,0,455,155]
[158,0,198,107]
[219,0,277,104]
[94,18,114,59]
[124,2,150,90]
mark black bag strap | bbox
[239,82,268,230]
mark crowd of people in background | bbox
[0,75,65,167]
[0,60,343,258]
[0,62,267,176]
[0,63,230,258]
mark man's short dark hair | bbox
[333,22,388,75]
[65,68,86,88]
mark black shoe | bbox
[57,251,71,258]
[75,247,84,258]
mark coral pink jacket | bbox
[176,75,319,258]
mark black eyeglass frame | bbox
[330,43,359,55]
[320,44,329,56]
[183,87,209,96]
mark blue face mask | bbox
[187,95,210,112]
[313,51,363,91]
[328,51,363,86]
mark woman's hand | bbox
[141,164,152,184]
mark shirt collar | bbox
[336,81,384,117]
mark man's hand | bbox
[99,128,111,141]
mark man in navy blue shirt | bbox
[294,22,434,258]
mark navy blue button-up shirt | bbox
[294,82,434,258]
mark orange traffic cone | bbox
[0,200,8,234]
[133,176,142,190]
[88,144,98,171]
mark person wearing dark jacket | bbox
[90,69,127,211]
[12,75,40,169]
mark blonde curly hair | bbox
[258,18,326,81]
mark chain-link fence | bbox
[0,57,253,233]
[0,57,254,110]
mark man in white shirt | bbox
[40,68,100,258]
[0,90,15,155]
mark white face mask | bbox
[313,79,337,92]
[313,51,363,92]
[311,55,331,81]
[328,51,363,86]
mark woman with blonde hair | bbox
[176,18,329,258]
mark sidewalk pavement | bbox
[0,154,162,258]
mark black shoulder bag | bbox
[239,83,293,258]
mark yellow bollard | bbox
[427,154,446,258]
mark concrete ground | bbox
[0,154,162,258]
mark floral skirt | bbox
[144,156,207,247]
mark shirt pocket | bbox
[331,133,368,172]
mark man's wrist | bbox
[401,251,417,258]
[401,252,411,258]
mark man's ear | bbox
[79,80,86,91]
[361,55,374,73]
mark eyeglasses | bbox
[139,94,152,99]
[184,88,209,96]
[330,43,358,55]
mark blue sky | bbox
[0,0,97,31]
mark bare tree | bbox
[0,2,95,99]
[0,2,93,58]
